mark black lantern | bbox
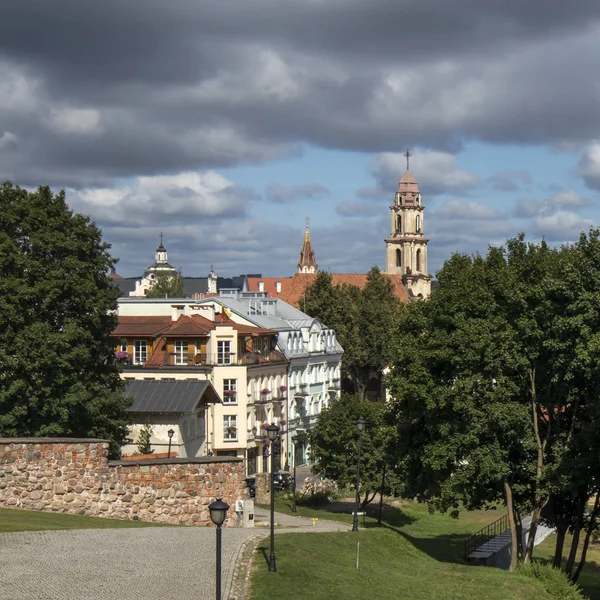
[266,423,280,442]
[209,498,230,600]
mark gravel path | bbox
[0,510,348,600]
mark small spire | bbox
[404,149,412,171]
[160,231,163,246]
[298,218,317,274]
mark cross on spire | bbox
[404,149,412,171]
[305,216,310,231]
[160,232,163,245]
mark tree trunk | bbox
[524,504,543,564]
[565,494,586,576]
[553,523,567,569]
[572,493,600,583]
[524,368,550,565]
[515,506,524,561]
[505,479,519,572]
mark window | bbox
[217,340,231,365]
[223,415,237,440]
[416,249,422,272]
[396,214,402,233]
[416,215,421,233]
[133,340,147,365]
[119,342,127,353]
[396,249,402,267]
[223,379,237,404]
[174,340,188,365]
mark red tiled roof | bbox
[162,315,214,337]
[247,272,409,308]
[112,316,171,337]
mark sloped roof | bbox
[113,316,172,337]
[163,315,214,337]
[247,272,409,308]
[398,169,420,193]
[125,380,221,413]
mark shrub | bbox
[136,421,154,455]
[518,563,586,600]
[297,477,340,507]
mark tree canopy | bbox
[386,232,600,576]
[303,267,400,399]
[145,269,184,298]
[0,183,131,456]
[309,394,401,507]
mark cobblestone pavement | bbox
[0,510,348,600]
[0,526,260,600]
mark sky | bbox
[2,0,600,279]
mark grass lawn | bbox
[535,532,600,600]
[250,498,553,600]
[0,507,169,532]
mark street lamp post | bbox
[291,435,299,513]
[352,417,366,533]
[266,423,280,572]
[167,428,175,459]
[208,498,230,600]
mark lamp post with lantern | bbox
[352,418,366,532]
[266,423,280,572]
[167,428,175,459]
[208,498,230,600]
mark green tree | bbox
[304,267,399,399]
[145,269,184,298]
[136,421,153,455]
[309,394,401,507]
[0,183,131,456]
[387,234,600,572]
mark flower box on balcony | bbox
[260,389,271,395]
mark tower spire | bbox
[404,149,412,171]
[298,218,318,274]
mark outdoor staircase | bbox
[465,513,554,570]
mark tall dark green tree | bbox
[0,183,131,456]
[387,233,600,573]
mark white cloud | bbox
[372,150,478,196]
[532,210,595,240]
[0,131,18,151]
[435,199,505,221]
[577,143,600,190]
[47,108,102,135]
[67,171,250,227]
[548,189,588,208]
[266,182,329,203]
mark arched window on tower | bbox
[416,249,422,272]
[416,215,421,233]
[396,249,402,267]
[396,214,402,233]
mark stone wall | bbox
[0,438,247,526]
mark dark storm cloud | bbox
[3,0,600,188]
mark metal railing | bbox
[464,512,509,558]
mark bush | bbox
[518,563,586,600]
[297,477,340,507]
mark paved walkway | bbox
[0,510,349,600]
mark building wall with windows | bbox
[114,298,288,465]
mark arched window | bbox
[416,249,422,271]
[416,215,421,233]
[396,214,402,233]
[396,249,402,267]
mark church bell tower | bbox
[385,151,432,298]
